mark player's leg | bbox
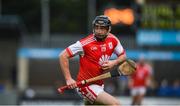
[84,92,120,106]
[76,84,105,105]
[77,84,120,105]
[136,94,145,105]
[132,87,146,105]
[132,95,138,105]
[95,91,120,105]
[138,87,146,105]
[131,87,139,105]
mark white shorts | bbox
[76,84,104,104]
[131,86,146,96]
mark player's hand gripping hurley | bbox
[58,59,136,94]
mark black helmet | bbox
[92,15,111,40]
[92,15,111,28]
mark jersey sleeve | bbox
[113,39,125,57]
[66,41,84,57]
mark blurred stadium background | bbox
[0,0,180,105]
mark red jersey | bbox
[131,63,152,87]
[66,33,125,85]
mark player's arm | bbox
[59,41,84,89]
[128,76,133,89]
[114,52,126,65]
[102,52,126,68]
[59,50,77,89]
[102,38,126,71]
[145,64,153,87]
[145,68,153,87]
[145,75,151,87]
[102,53,126,71]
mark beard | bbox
[94,34,108,41]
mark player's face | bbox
[94,25,109,40]
[139,59,145,65]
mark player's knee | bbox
[112,100,121,106]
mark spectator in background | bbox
[158,79,180,97]
[157,79,171,96]
[171,79,180,97]
[128,56,153,105]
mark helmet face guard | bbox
[92,15,111,40]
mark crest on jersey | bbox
[108,42,113,49]
[100,44,106,52]
[101,46,106,52]
[98,54,110,66]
